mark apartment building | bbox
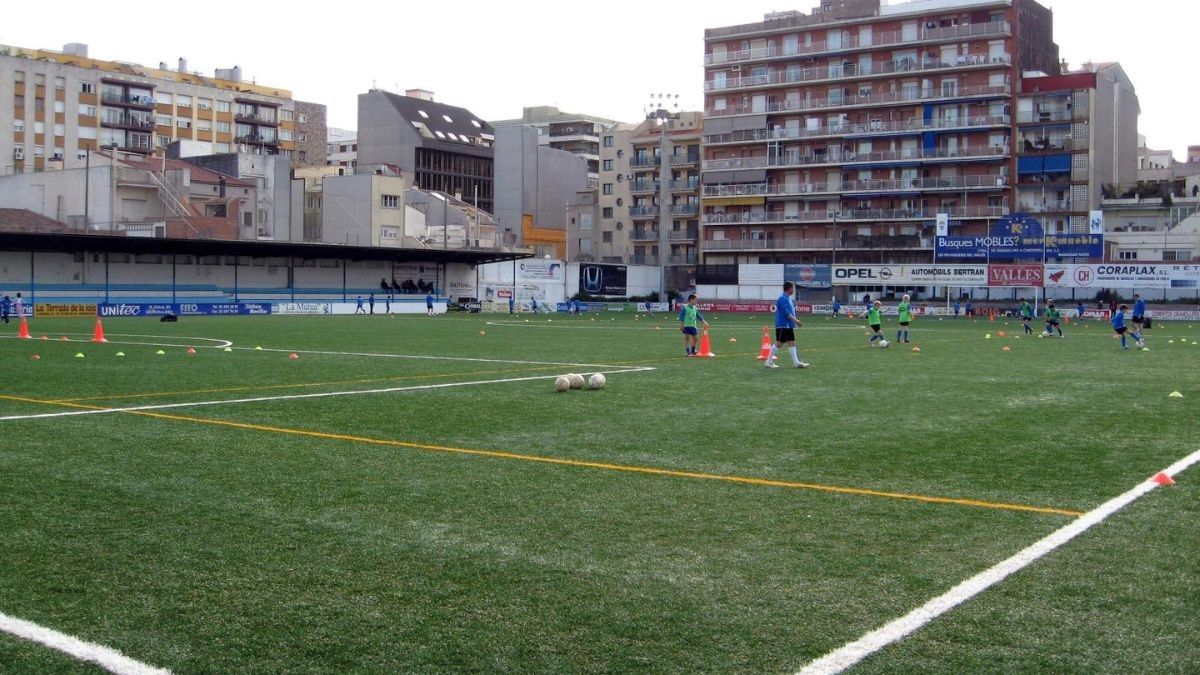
[596,112,702,289]
[701,0,1061,266]
[357,89,495,214]
[0,43,310,175]
[492,106,620,187]
[327,127,358,173]
[1016,62,1138,235]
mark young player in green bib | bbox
[867,300,883,346]
[1043,298,1063,338]
[896,294,913,343]
[1019,299,1034,335]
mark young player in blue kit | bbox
[765,281,809,369]
[1112,304,1144,350]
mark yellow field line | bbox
[0,393,1084,518]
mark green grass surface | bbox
[1,312,1198,673]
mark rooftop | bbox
[376,90,493,146]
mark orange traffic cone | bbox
[757,327,773,360]
[989,310,995,322]
[697,328,716,358]
[1152,472,1175,486]
[17,316,31,339]
[91,318,107,343]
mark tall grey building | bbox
[494,125,590,257]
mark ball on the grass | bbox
[554,376,571,392]
[879,339,890,348]
[587,373,606,390]
[568,373,585,390]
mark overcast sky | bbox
[5,0,1194,157]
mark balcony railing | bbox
[236,134,280,146]
[629,206,659,218]
[1018,200,1073,213]
[670,179,700,191]
[630,228,659,241]
[705,20,1011,60]
[670,204,699,216]
[670,230,700,241]
[702,235,930,251]
[703,174,1008,198]
[669,154,700,166]
[101,93,155,108]
[706,84,1011,117]
[631,255,659,266]
[630,181,661,194]
[101,115,156,131]
[703,144,1009,171]
[666,254,699,265]
[235,112,278,126]
[706,54,1010,92]
[704,115,1010,145]
[1018,137,1083,154]
[630,156,660,168]
[1016,109,1089,124]
[702,205,1008,225]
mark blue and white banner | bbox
[935,214,1103,260]
[783,263,832,288]
[98,302,272,317]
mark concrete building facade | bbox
[492,106,621,188]
[293,101,329,168]
[327,127,357,173]
[356,89,494,214]
[701,0,1065,266]
[0,43,307,175]
[494,125,590,258]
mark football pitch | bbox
[1,311,1197,673]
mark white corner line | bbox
[797,448,1200,675]
[0,611,170,675]
[0,367,655,423]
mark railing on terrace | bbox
[703,115,1010,144]
[706,84,1010,117]
[703,174,1008,197]
[703,144,1008,171]
[701,206,1008,224]
[706,54,1010,92]
[705,20,1011,61]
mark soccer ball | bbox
[554,376,571,393]
[588,373,606,390]
[879,339,890,348]
[567,373,585,390]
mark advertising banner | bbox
[988,264,1044,287]
[695,301,777,313]
[935,215,1103,260]
[783,264,832,288]
[98,303,272,317]
[578,263,628,296]
[1043,264,1200,289]
[276,303,333,315]
[518,260,565,282]
[33,303,98,318]
[833,265,988,286]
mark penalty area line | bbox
[795,447,1200,675]
[0,610,170,675]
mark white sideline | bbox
[0,611,170,674]
[0,366,655,422]
[234,346,633,369]
[797,448,1200,675]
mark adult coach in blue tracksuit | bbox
[1132,293,1147,332]
[426,293,435,317]
[765,281,809,369]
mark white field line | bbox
[0,333,234,349]
[0,366,655,422]
[233,346,636,369]
[0,611,170,675]
[797,448,1200,675]
[483,320,869,332]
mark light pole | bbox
[647,93,680,305]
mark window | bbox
[197,98,213,111]
[158,92,173,105]
[177,118,191,129]
[156,114,172,126]
[298,132,307,142]
[279,130,293,141]
[381,194,400,208]
[80,81,95,94]
[603,207,614,218]
[603,135,614,147]
[280,109,293,121]
[79,104,97,117]
[78,127,97,140]
[13,70,24,83]
[1118,250,1137,260]
[603,159,614,171]
[442,114,453,123]
[13,119,24,133]
[54,76,65,90]
[196,120,212,131]
[297,113,307,123]
[34,74,45,86]
[417,110,429,118]
[217,100,231,113]
[216,142,231,153]
[34,122,45,134]
[54,100,65,113]
[54,124,65,137]
[216,121,231,133]
[157,135,172,148]
[603,183,613,195]
[177,95,192,108]
[602,231,613,243]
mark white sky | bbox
[5,0,1194,158]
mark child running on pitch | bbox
[677,294,709,356]
[1111,304,1144,350]
[867,300,884,347]
[896,294,913,343]
[1043,298,1063,337]
[1019,298,1034,335]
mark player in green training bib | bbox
[1043,298,1063,338]
[867,300,883,346]
[1019,298,1034,335]
[896,294,913,343]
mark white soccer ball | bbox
[588,373,606,390]
[554,376,571,393]
[568,373,585,390]
[879,339,890,348]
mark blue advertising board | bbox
[783,264,832,288]
[98,303,272,317]
[935,214,1103,261]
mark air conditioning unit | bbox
[13,147,24,160]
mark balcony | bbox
[670,178,700,191]
[630,156,661,169]
[703,114,1010,145]
[703,174,1008,199]
[701,205,1008,225]
[234,112,278,126]
[666,253,699,265]
[705,54,1010,93]
[1017,109,1089,124]
[670,229,699,241]
[236,134,280,147]
[670,204,699,216]
[629,206,659,219]
[705,20,1012,62]
[101,93,155,109]
[1018,200,1073,213]
[702,235,928,251]
[706,84,1011,117]
[703,144,1009,171]
[632,254,659,266]
[630,181,661,195]
[630,228,659,241]
[100,115,156,132]
[669,154,700,167]
[1018,137,1083,154]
